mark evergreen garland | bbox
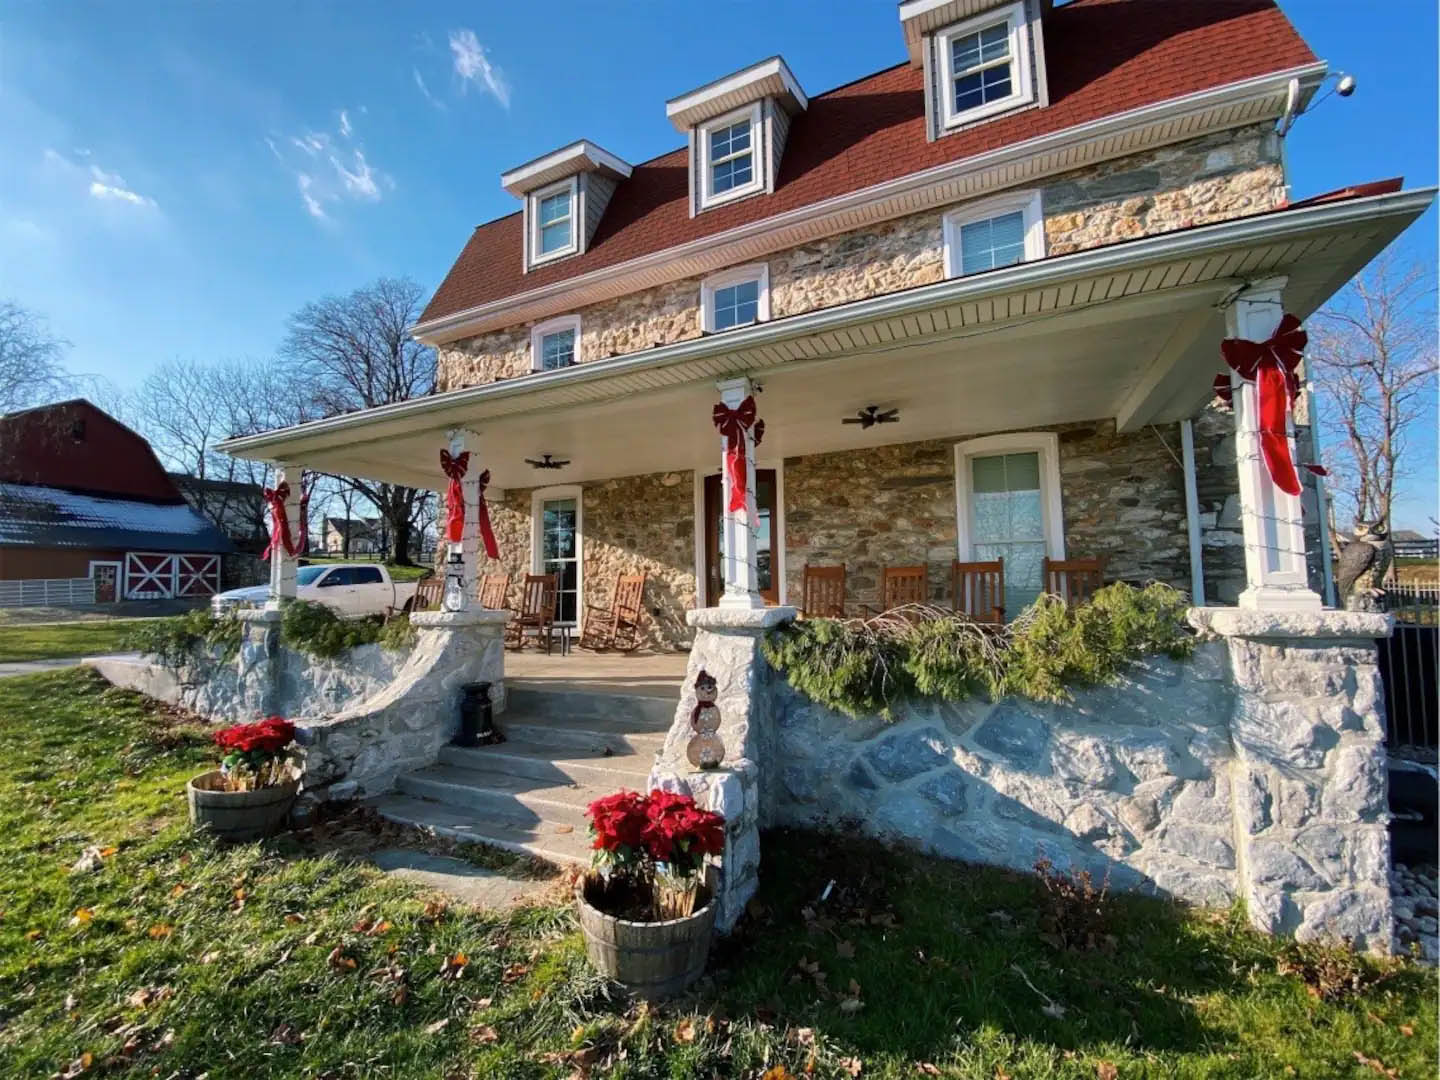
[761,582,1194,721]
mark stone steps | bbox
[369,687,675,867]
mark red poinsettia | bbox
[212,716,297,791]
[584,788,726,885]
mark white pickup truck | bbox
[211,563,423,618]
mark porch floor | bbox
[503,647,688,699]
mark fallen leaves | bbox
[125,986,173,1010]
[471,1024,500,1044]
[439,953,469,981]
[146,923,172,940]
[673,1017,696,1044]
[424,1017,450,1035]
[269,1023,303,1046]
[68,908,93,928]
[52,1050,93,1078]
[1095,1062,1118,1080]
[501,962,529,985]
[1352,1050,1400,1078]
[326,947,357,973]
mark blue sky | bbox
[1,1,1434,526]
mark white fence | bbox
[0,577,98,609]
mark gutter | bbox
[411,62,1329,343]
[219,185,1435,458]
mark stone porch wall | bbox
[438,125,1284,392]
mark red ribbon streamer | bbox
[712,396,763,513]
[439,449,501,559]
[440,449,469,543]
[1219,313,1314,497]
[261,482,298,561]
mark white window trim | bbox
[952,432,1065,563]
[936,1,1035,131]
[692,458,785,609]
[530,485,583,627]
[697,102,764,211]
[528,176,579,267]
[942,188,1044,279]
[699,263,771,333]
[529,314,582,372]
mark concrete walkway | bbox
[0,652,141,679]
[369,848,558,909]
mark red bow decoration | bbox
[439,449,501,559]
[1217,313,1326,497]
[261,482,298,561]
[712,396,763,513]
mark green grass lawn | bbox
[0,618,174,663]
[301,557,433,582]
[0,669,1434,1079]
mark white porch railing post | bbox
[265,462,303,610]
[1223,277,1321,613]
[716,376,764,610]
[442,429,481,613]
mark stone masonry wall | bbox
[438,125,1284,392]
[483,470,698,650]
[783,418,1229,612]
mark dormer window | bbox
[500,141,632,272]
[899,0,1045,140]
[666,57,807,217]
[531,315,581,371]
[530,178,578,265]
[701,107,762,206]
[936,3,1034,128]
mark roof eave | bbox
[225,184,1435,462]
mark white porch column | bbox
[265,462,304,610]
[442,429,482,613]
[716,376,764,610]
[1224,277,1321,613]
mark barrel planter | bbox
[186,770,299,842]
[576,880,716,998]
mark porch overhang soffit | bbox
[217,187,1435,491]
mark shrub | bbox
[376,613,418,653]
[761,582,1194,720]
[1034,856,1116,952]
[124,609,242,668]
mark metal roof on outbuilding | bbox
[0,483,235,554]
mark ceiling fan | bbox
[524,454,570,470]
[842,405,900,430]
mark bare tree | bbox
[1309,254,1438,531]
[281,278,437,564]
[0,300,69,414]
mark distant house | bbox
[1392,529,1440,560]
[0,400,233,601]
[322,516,384,557]
[168,472,267,553]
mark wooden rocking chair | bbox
[579,572,647,651]
[1042,557,1107,607]
[800,564,846,618]
[951,558,1005,625]
[863,564,928,617]
[412,578,443,613]
[477,571,510,611]
[505,573,558,652]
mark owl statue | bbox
[1335,522,1393,612]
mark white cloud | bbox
[338,109,352,138]
[290,132,329,157]
[449,29,510,108]
[413,67,445,111]
[43,149,158,210]
[331,150,379,200]
[297,173,327,220]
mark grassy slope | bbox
[0,670,1434,1079]
[0,618,173,662]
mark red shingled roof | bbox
[420,0,1315,324]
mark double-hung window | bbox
[701,264,770,333]
[942,190,1043,279]
[698,104,763,209]
[936,2,1034,130]
[530,315,581,372]
[954,434,1064,618]
[529,177,577,265]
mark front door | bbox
[703,469,778,606]
[90,561,120,603]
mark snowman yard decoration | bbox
[685,669,725,770]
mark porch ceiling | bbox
[218,187,1434,493]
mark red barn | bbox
[0,400,233,602]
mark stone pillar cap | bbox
[687,606,797,630]
[1188,606,1393,641]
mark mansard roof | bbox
[418,0,1315,331]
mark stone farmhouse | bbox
[183,0,1435,946]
